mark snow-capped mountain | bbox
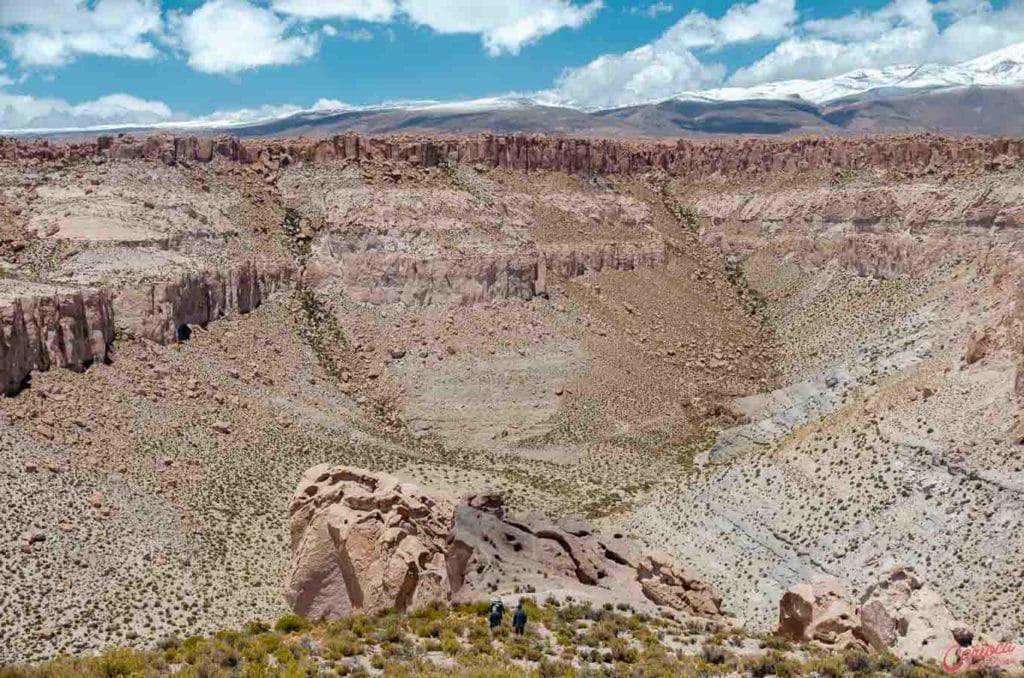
[672,43,1024,105]
[10,43,1024,138]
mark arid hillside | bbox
[1,131,1022,665]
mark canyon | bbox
[0,131,1022,671]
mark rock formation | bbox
[0,289,114,395]
[113,261,293,344]
[776,576,866,649]
[284,466,453,620]
[776,566,991,664]
[445,492,724,617]
[857,566,975,664]
[0,262,292,395]
[284,465,727,621]
[6,132,1024,181]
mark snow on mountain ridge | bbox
[672,43,1024,105]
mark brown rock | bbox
[775,576,865,649]
[285,466,728,623]
[963,329,993,365]
[858,565,973,664]
[284,465,453,620]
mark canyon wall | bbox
[310,239,666,306]
[0,290,114,396]
[0,262,293,395]
[4,132,1024,179]
[113,261,293,344]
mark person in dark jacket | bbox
[512,600,527,636]
[488,599,505,629]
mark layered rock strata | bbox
[310,240,665,306]
[6,133,1024,180]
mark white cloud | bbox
[311,98,351,110]
[670,0,796,50]
[629,3,674,18]
[272,0,396,22]
[547,0,791,107]
[169,0,319,74]
[548,40,725,108]
[0,91,174,131]
[400,0,602,55]
[545,0,1024,107]
[729,0,1024,86]
[0,0,162,67]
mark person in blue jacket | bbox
[512,600,527,636]
[488,599,505,629]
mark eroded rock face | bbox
[776,577,865,649]
[858,566,973,663]
[285,467,727,622]
[776,566,982,663]
[0,289,114,395]
[284,465,453,619]
[0,263,292,395]
[114,262,293,344]
[7,133,1024,182]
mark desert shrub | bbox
[701,644,731,665]
[274,615,310,634]
[743,651,801,678]
[323,632,365,659]
[441,630,461,656]
[758,635,792,651]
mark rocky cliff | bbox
[0,262,292,395]
[0,289,114,395]
[113,262,293,344]
[5,132,1024,180]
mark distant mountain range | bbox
[17,43,1024,139]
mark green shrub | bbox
[274,615,310,634]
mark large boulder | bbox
[775,577,865,649]
[284,466,728,622]
[444,494,726,619]
[857,566,975,664]
[284,465,454,620]
[776,566,1024,668]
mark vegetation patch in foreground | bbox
[0,599,965,677]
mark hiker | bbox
[512,600,527,636]
[488,599,505,629]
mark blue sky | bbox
[0,0,1021,129]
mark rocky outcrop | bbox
[0,262,292,394]
[776,577,866,649]
[7,133,1024,181]
[284,466,453,620]
[0,289,114,395]
[776,566,989,664]
[445,492,724,618]
[310,240,665,306]
[857,566,974,664]
[113,262,293,343]
[284,466,727,621]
